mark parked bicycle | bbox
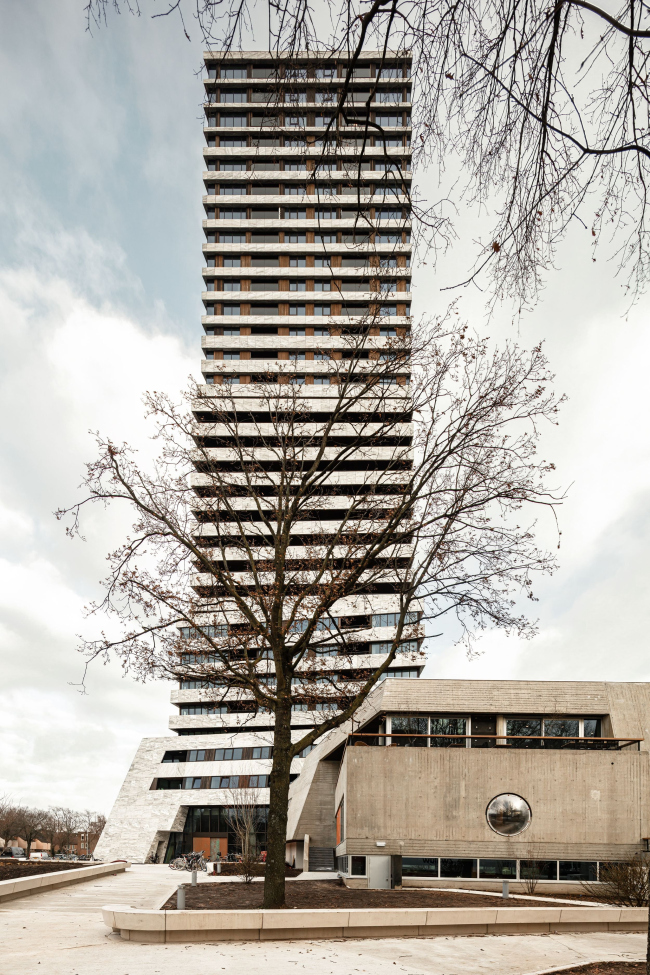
[169,851,207,872]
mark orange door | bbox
[193,836,210,857]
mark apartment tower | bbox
[94,49,423,866]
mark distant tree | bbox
[81,810,107,854]
[41,807,105,856]
[0,796,21,850]
[41,809,64,856]
[51,807,84,854]
[15,807,48,859]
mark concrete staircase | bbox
[308,847,335,871]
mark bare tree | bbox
[83,811,107,854]
[0,796,21,851]
[58,318,561,907]
[41,808,64,857]
[49,807,84,854]
[85,0,650,308]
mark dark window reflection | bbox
[544,718,579,748]
[520,860,558,880]
[506,718,542,748]
[471,715,496,748]
[558,861,597,882]
[391,715,428,746]
[479,859,517,879]
[430,717,466,747]
[440,858,477,879]
[350,856,366,876]
[402,857,438,877]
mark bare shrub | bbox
[582,856,649,907]
[520,860,542,896]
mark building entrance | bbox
[193,836,227,858]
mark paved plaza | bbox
[0,865,644,975]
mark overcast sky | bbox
[1,0,649,815]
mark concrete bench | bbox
[101,903,648,943]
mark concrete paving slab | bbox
[0,863,208,914]
[0,867,645,975]
[0,910,644,974]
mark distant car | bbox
[1,847,26,858]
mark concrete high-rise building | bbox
[95,49,423,866]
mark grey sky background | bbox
[1,0,648,814]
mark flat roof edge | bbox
[203,50,412,60]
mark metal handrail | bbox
[346,733,643,747]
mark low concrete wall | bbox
[0,861,130,904]
[101,903,647,944]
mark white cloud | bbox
[419,218,650,684]
[0,256,194,812]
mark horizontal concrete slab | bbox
[101,903,648,944]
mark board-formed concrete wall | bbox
[285,679,650,864]
[287,760,339,848]
[338,745,649,859]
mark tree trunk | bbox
[263,700,293,909]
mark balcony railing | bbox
[347,733,642,751]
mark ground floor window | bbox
[164,805,269,861]
[350,855,366,876]
[559,861,598,882]
[441,858,478,879]
[478,859,517,879]
[402,857,438,878]
[335,856,368,877]
[520,860,559,880]
[399,857,601,881]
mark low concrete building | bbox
[286,679,650,890]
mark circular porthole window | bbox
[486,793,532,835]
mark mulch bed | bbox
[161,879,599,911]
[211,863,302,878]
[547,966,644,974]
[0,860,94,882]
